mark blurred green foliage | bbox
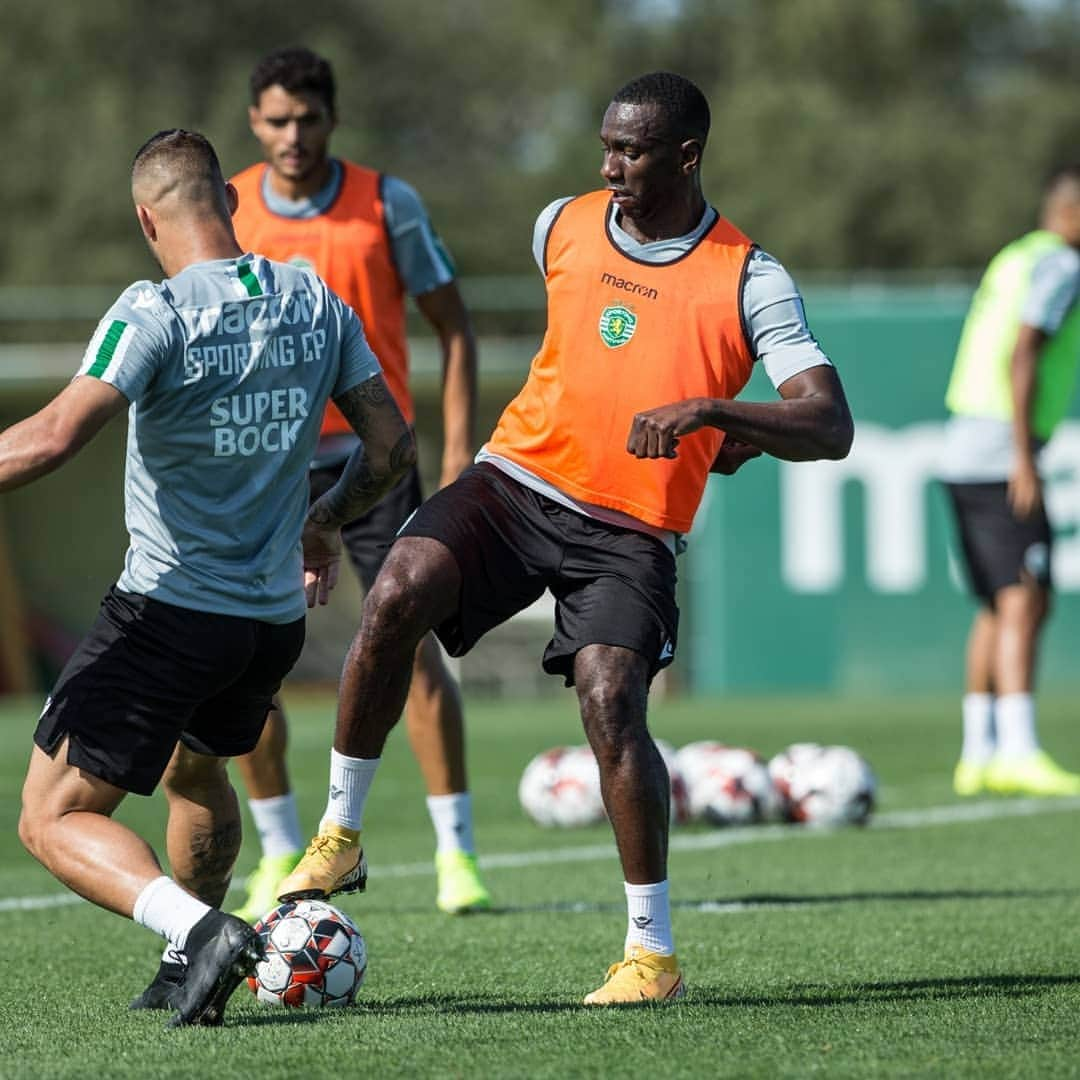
[2,0,1080,286]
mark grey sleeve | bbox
[332,296,383,398]
[74,284,172,401]
[532,198,574,274]
[381,175,456,297]
[1022,247,1080,335]
[742,250,832,389]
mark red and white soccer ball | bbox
[765,742,824,812]
[518,746,605,827]
[676,741,781,825]
[768,743,876,826]
[247,899,367,1008]
[518,741,690,827]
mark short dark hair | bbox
[250,47,336,114]
[611,71,710,145]
[131,129,229,214]
[132,128,224,183]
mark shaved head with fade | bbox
[129,129,242,277]
[131,129,231,219]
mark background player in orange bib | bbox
[278,71,854,1003]
[226,47,487,921]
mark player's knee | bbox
[997,582,1051,630]
[163,746,229,800]
[579,676,644,754]
[17,803,45,861]
[364,563,437,647]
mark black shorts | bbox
[34,587,306,796]
[399,462,679,686]
[944,481,1053,605]
[310,464,423,591]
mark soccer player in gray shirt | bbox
[2,130,414,1027]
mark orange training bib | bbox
[231,161,411,431]
[486,191,754,533]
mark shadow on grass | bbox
[228,972,1080,1023]
[696,973,1080,1009]
[431,886,1078,917]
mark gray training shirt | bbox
[76,254,381,623]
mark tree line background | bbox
[2,0,1080,295]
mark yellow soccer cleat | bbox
[583,946,686,1006]
[952,760,987,797]
[275,823,367,901]
[435,850,492,914]
[984,751,1080,797]
[230,850,304,924]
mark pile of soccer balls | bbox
[247,899,367,1008]
[519,740,876,829]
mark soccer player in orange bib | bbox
[278,71,854,1004]
[225,47,488,921]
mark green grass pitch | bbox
[0,690,1078,1078]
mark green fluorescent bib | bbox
[946,230,1080,439]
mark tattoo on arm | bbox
[389,430,414,473]
[308,444,384,528]
[336,378,390,439]
[308,375,416,529]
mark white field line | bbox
[2,795,1078,914]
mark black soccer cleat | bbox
[130,959,186,1011]
[167,911,264,1028]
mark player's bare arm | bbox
[415,281,477,488]
[709,435,763,475]
[1008,323,1045,518]
[309,372,416,527]
[303,373,416,606]
[626,365,853,464]
[0,377,128,493]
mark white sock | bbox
[133,876,210,951]
[426,792,475,855]
[624,880,674,956]
[960,692,995,764]
[248,792,304,857]
[321,750,380,832]
[995,692,1039,760]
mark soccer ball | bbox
[518,741,690,827]
[518,746,566,826]
[553,745,606,826]
[247,899,367,1007]
[766,742,824,813]
[768,743,876,826]
[676,741,781,825]
[518,746,605,827]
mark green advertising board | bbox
[4,287,1080,696]
[684,287,1080,694]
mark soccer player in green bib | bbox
[941,164,1080,797]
